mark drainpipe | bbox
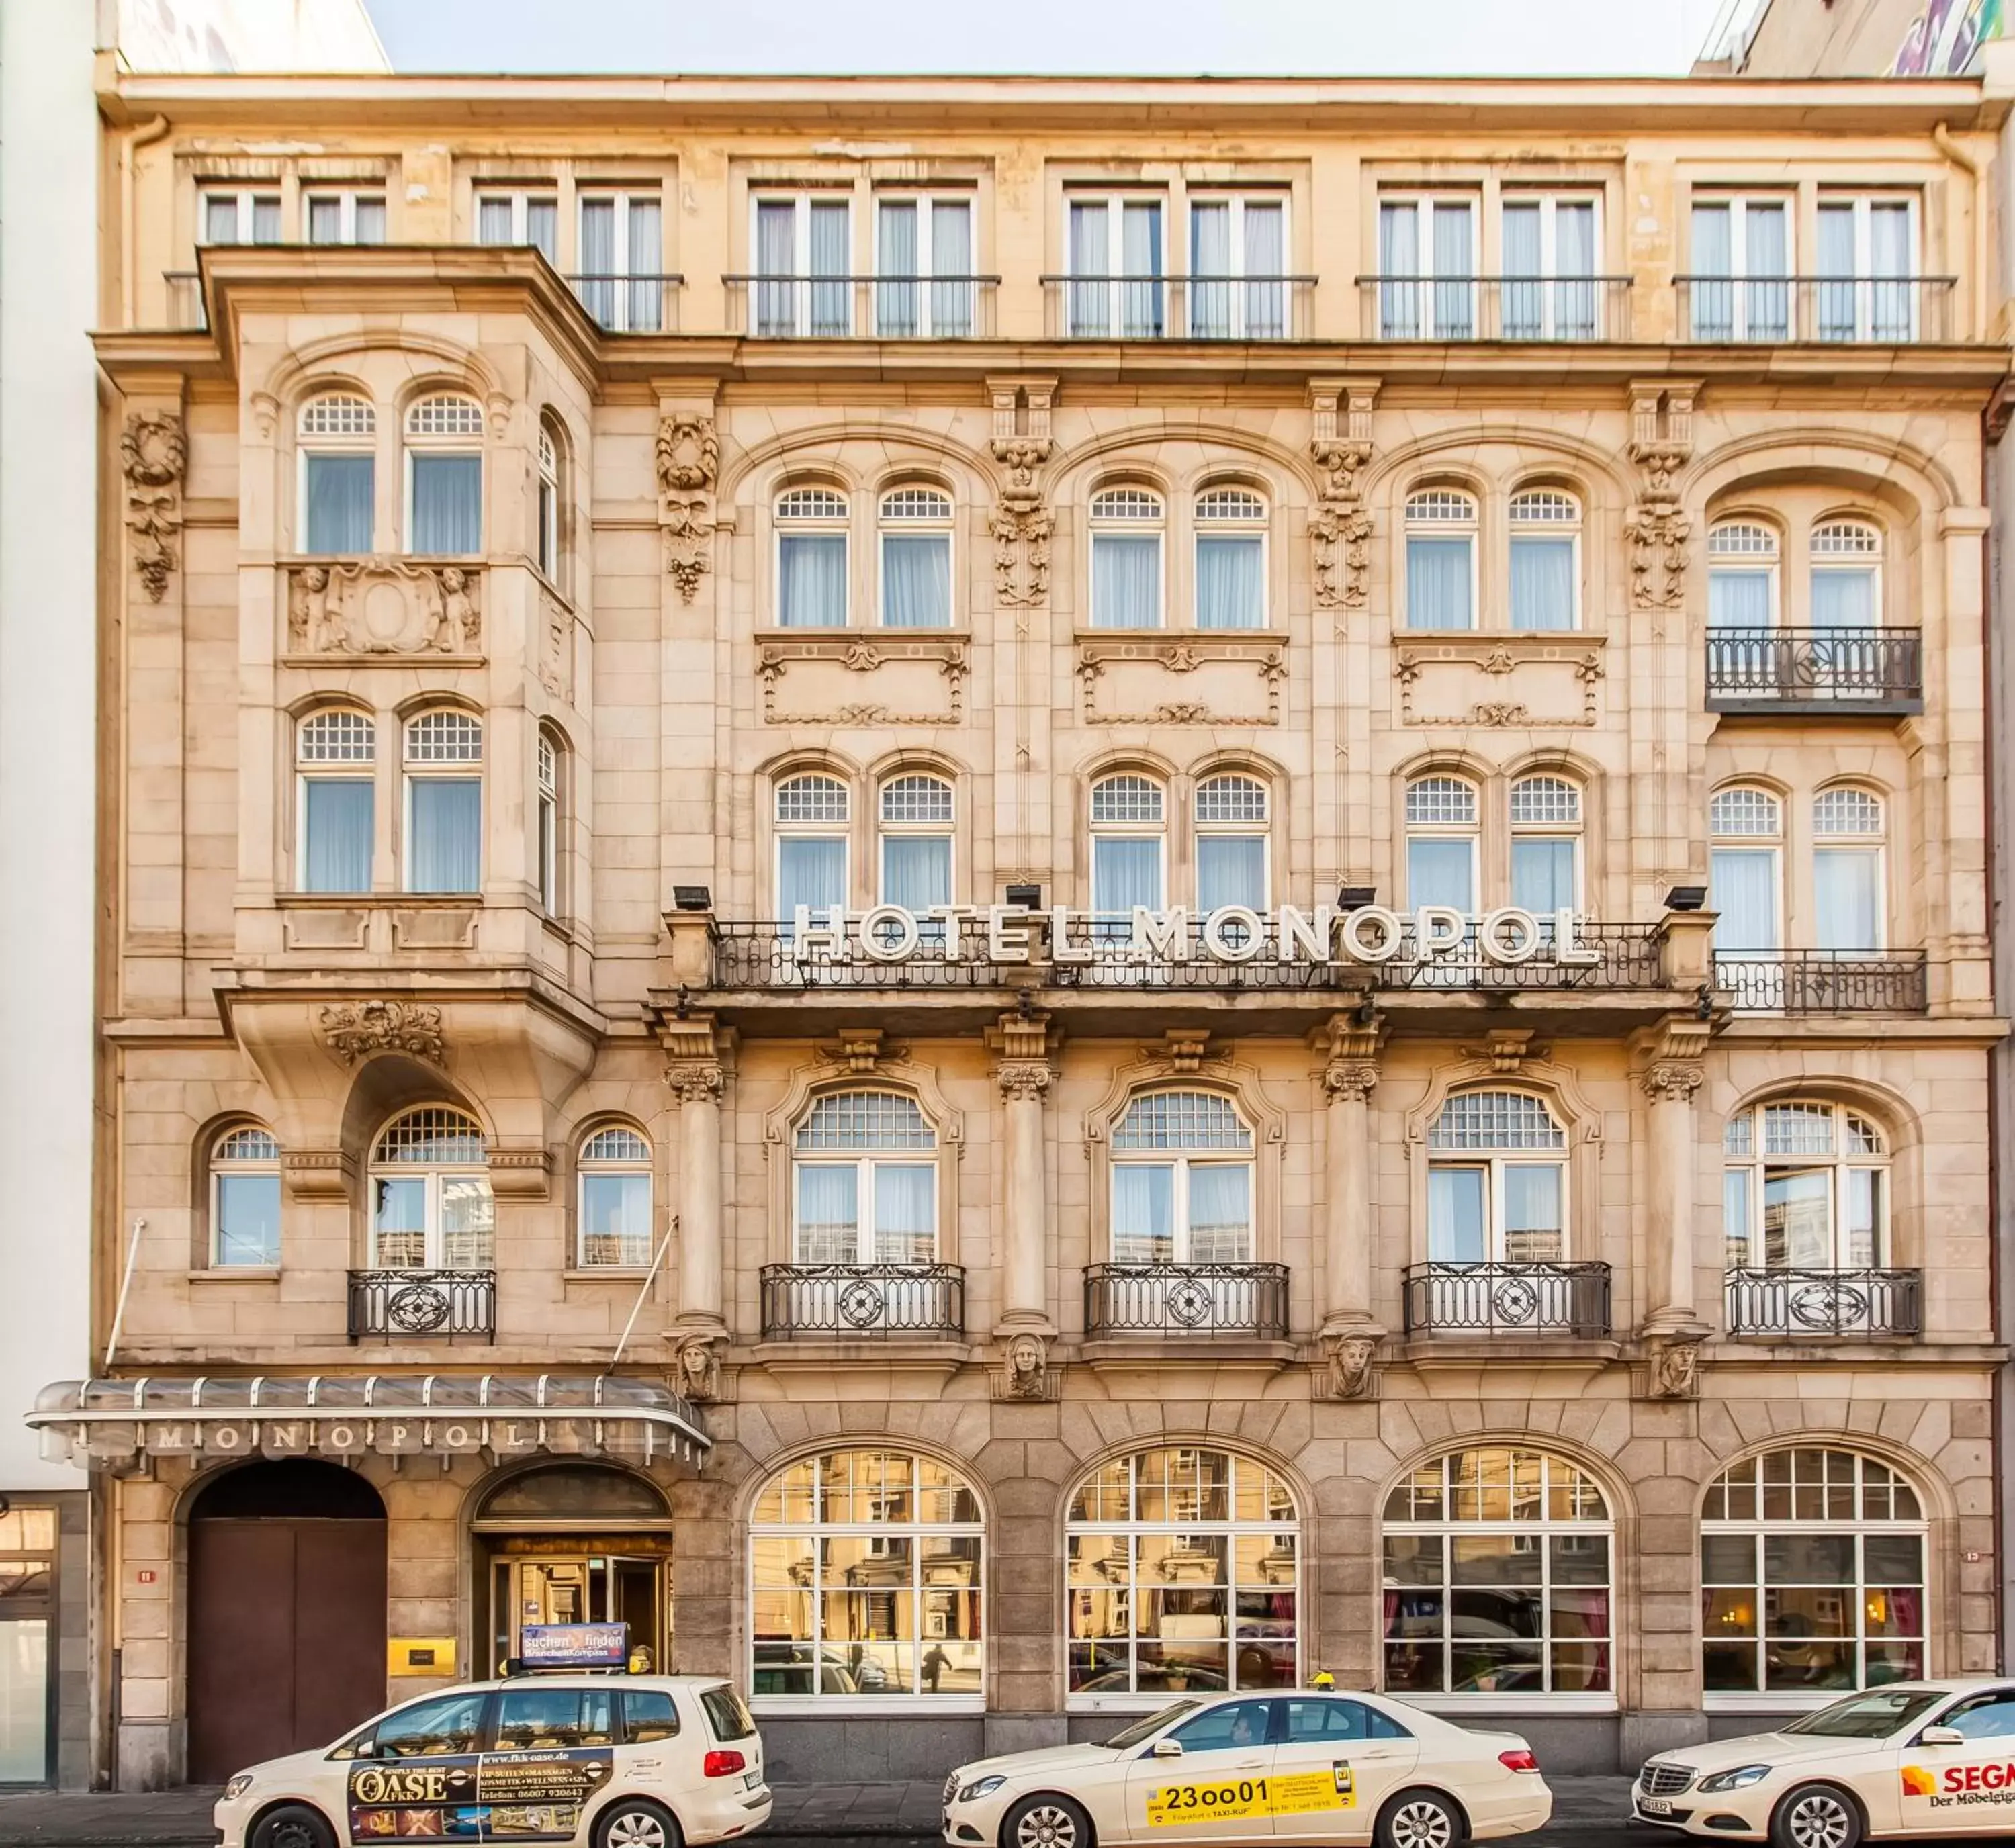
[118,115,169,328]
[1933,122,1988,339]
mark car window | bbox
[373,1692,490,1757]
[1936,1694,2015,1741]
[1782,1688,1947,1739]
[701,1685,756,1742]
[1106,1702,1202,1750]
[1280,1698,1412,1743]
[623,1690,680,1745]
[1171,1700,1275,1754]
[492,1687,614,1751]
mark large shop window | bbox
[1382,1446,1612,1698]
[1067,1446,1300,1702]
[1701,1447,1925,1696]
[750,1450,983,1702]
[0,1507,54,1783]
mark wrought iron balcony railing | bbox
[1675,275,1956,344]
[1712,951,1928,1015]
[1402,1262,1613,1338]
[723,275,999,339]
[347,1268,496,1341]
[758,1263,965,1338]
[1083,1263,1290,1338]
[1705,628,1922,712]
[1357,275,1632,342]
[1724,1267,1922,1338]
[1040,275,1316,340]
[564,273,682,334]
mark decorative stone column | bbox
[664,1014,729,1383]
[987,1008,1058,1394]
[1314,1012,1386,1397]
[1633,1017,1712,1394]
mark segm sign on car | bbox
[1146,1765,1357,1827]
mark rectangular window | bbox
[1407,837,1476,911]
[779,835,848,921]
[880,533,951,628]
[1091,531,1163,629]
[755,196,852,337]
[1690,197,1790,340]
[881,834,950,911]
[1814,847,1883,952]
[1723,1167,1753,1268]
[410,454,483,555]
[300,779,373,892]
[578,191,665,332]
[1509,535,1576,630]
[202,190,281,246]
[1427,1166,1487,1263]
[303,453,375,553]
[304,190,388,246]
[0,1618,48,1783]
[1710,847,1779,951]
[875,196,974,337]
[537,788,559,917]
[1709,563,1775,629]
[1091,835,1164,917]
[1817,197,1918,341]
[476,189,560,264]
[1511,837,1577,913]
[1378,197,1475,338]
[214,1171,282,1268]
[1198,835,1266,911]
[407,778,482,893]
[580,1173,653,1268]
[1188,195,1287,339]
[1067,195,1165,337]
[1196,534,1264,629]
[1406,535,1474,630]
[1500,195,1598,339]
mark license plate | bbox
[745,1771,763,1791]
[1640,1798,1674,1817]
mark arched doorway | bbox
[472,1465,672,1675]
[187,1461,386,1782]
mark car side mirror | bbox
[1151,1739,1184,1759]
[1920,1726,1966,1747]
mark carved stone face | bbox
[1010,1336,1042,1376]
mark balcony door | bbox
[367,1107,494,1270]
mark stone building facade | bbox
[50,68,2011,1786]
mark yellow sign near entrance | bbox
[1146,1765,1355,1827]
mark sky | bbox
[361,0,1734,77]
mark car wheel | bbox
[1771,1786,1862,1848]
[1376,1789,1465,1848]
[249,1806,336,1848]
[594,1798,683,1848]
[1003,1794,1094,1848]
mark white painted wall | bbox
[0,0,99,1490]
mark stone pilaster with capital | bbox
[987,1009,1059,1340]
[1633,1017,1713,1342]
[1308,378,1378,610]
[988,376,1057,607]
[660,1016,731,1337]
[1312,1013,1386,1381]
[1624,379,1697,612]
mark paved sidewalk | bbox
[0,1777,1642,1845]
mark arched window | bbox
[404,394,484,556]
[1814,786,1885,954]
[878,773,952,917]
[792,1092,937,1267]
[210,1125,281,1268]
[1723,1100,1891,1279]
[1709,786,1783,956]
[1426,1091,1568,1273]
[535,416,563,583]
[1195,774,1268,911]
[298,394,375,553]
[1509,774,1582,915]
[879,488,953,629]
[297,708,375,893]
[578,1125,652,1268]
[776,772,850,926]
[1404,489,1476,631]
[369,1107,492,1270]
[1090,774,1166,927]
[776,487,849,629]
[1508,488,1578,632]
[1089,487,1164,630]
[1701,1448,1924,1694]
[750,1450,982,1702]
[1383,1446,1611,1696]
[536,729,562,917]
[1068,1446,1299,1698]
[1708,522,1779,631]
[1194,488,1267,630]
[404,710,482,894]
[1811,519,1883,630]
[1406,774,1478,912]
[1112,1091,1254,1267]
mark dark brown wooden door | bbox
[187,1516,386,1781]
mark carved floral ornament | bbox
[318,999,447,1068]
[988,377,1056,608]
[122,410,188,604]
[1625,381,1699,612]
[656,412,719,605]
[1309,379,1378,612]
[994,1059,1055,1102]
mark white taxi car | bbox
[942,1689,1551,1848]
[214,1674,771,1848]
[1633,1680,2015,1848]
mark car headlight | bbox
[959,1777,1008,1802]
[223,1775,256,1801]
[1698,1766,1772,1793]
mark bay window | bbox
[775,488,849,628]
[536,729,562,917]
[297,708,375,893]
[405,395,484,556]
[1404,490,1477,630]
[1194,488,1266,629]
[404,710,482,894]
[535,419,563,584]
[298,394,376,555]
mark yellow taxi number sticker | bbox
[1147,1767,1355,1826]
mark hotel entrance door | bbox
[494,1555,665,1669]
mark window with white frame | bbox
[1701,1448,1924,1695]
[304,188,387,246]
[1709,786,1783,954]
[404,710,482,894]
[1500,193,1599,339]
[1509,775,1582,915]
[1188,195,1287,338]
[1723,1101,1890,1275]
[210,1125,282,1268]
[369,1107,494,1269]
[297,708,375,893]
[405,394,484,555]
[578,1125,654,1268]
[1378,195,1477,339]
[476,188,560,264]
[1406,775,1479,912]
[1404,490,1477,630]
[1068,1447,1299,1699]
[776,774,850,927]
[536,418,563,583]
[775,488,849,628]
[1816,195,1918,342]
[1067,193,1165,338]
[1383,1447,1611,1696]
[751,1449,982,1702]
[1813,786,1886,953]
[1811,520,1883,630]
[1194,488,1267,629]
[1427,1091,1568,1266]
[874,195,974,337]
[791,1092,937,1266]
[1689,196,1791,340]
[200,188,281,246]
[1089,488,1164,629]
[1090,774,1166,927]
[754,195,852,337]
[298,394,376,554]
[578,189,665,332]
[1507,489,1578,631]
[878,774,953,919]
[1110,1091,1255,1266]
[879,488,953,628]
[536,729,562,917]
[1195,774,1268,912]
[1707,522,1780,631]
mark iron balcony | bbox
[758,1263,966,1338]
[1402,1262,1613,1338]
[347,1269,496,1342]
[1724,1268,1922,1338]
[1083,1262,1290,1339]
[1705,628,1923,714]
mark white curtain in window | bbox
[1817,205,1859,339]
[1690,204,1734,337]
[877,201,919,336]
[1811,569,1875,629]
[1511,838,1576,914]
[1112,1164,1175,1263]
[778,534,847,627]
[882,836,950,912]
[1502,1166,1564,1262]
[303,781,372,892]
[1431,203,1474,336]
[1709,567,1773,629]
[1380,203,1420,336]
[625,199,664,330]
[204,196,239,244]
[478,197,514,244]
[1093,836,1163,915]
[779,837,847,918]
[1198,836,1265,912]
[1501,202,1542,337]
[1427,1166,1487,1263]
[882,534,951,627]
[307,197,343,244]
[1196,535,1263,629]
[1870,203,1912,276]
[1190,202,1232,338]
[1745,205,1790,337]
[251,198,280,242]
[1408,837,1474,911]
[1069,200,1108,335]
[1092,533,1160,628]
[809,201,850,335]
[409,779,481,892]
[1122,203,1163,337]
[579,199,617,326]
[931,200,973,335]
[756,201,797,335]
[305,455,374,553]
[1243,201,1286,337]
[1509,535,1574,630]
[355,198,388,244]
[527,199,558,263]
[1710,847,1779,950]
[1186,1165,1253,1264]
[872,1164,936,1264]
[1555,202,1596,334]
[1814,848,1881,952]
[1406,536,1473,629]
[412,455,482,554]
[795,1166,858,1264]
